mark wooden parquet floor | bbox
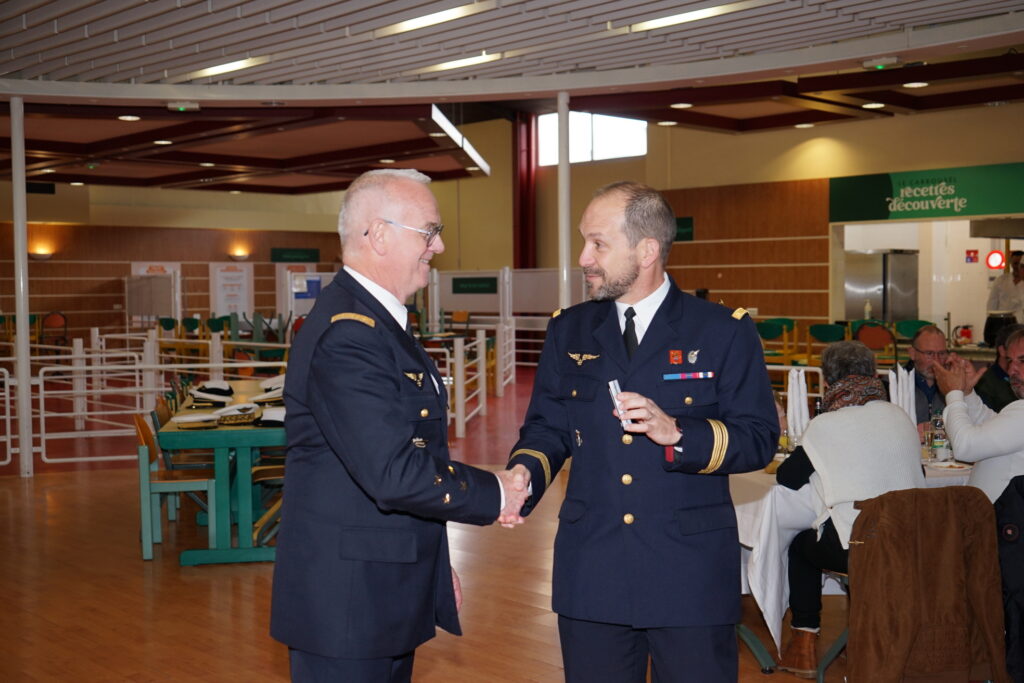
[0,369,849,682]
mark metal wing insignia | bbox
[567,352,600,366]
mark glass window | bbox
[538,112,646,166]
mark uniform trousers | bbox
[787,520,848,630]
[558,614,737,683]
[289,647,414,683]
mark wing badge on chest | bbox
[403,371,424,388]
[567,352,600,367]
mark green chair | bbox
[894,319,934,340]
[849,318,887,337]
[134,414,217,560]
[793,323,846,366]
[756,320,795,364]
[158,317,177,333]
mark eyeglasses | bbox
[365,217,444,247]
[912,346,949,359]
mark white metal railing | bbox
[423,329,489,438]
[513,314,550,368]
[0,367,10,466]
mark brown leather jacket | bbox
[848,486,1010,682]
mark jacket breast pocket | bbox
[657,381,719,418]
[402,393,442,423]
[339,526,417,563]
[559,375,601,402]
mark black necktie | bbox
[623,307,638,359]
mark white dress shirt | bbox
[615,273,671,343]
[986,272,1024,321]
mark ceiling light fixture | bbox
[409,51,502,75]
[41,168,56,173]
[375,0,498,37]
[669,102,693,109]
[428,132,447,138]
[379,159,396,164]
[466,166,480,171]
[902,81,929,88]
[228,248,250,262]
[629,0,779,32]
[861,102,886,109]
[656,121,678,126]
[117,115,140,121]
[199,162,215,167]
[794,123,815,129]
[70,181,85,186]
[171,56,272,84]
[154,140,173,145]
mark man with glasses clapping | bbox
[906,325,951,427]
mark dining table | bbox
[157,379,285,566]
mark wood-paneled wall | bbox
[662,178,830,325]
[0,222,342,339]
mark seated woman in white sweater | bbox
[776,341,925,678]
[935,327,1024,503]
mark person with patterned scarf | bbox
[775,341,925,678]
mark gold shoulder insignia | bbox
[567,352,600,367]
[552,308,563,318]
[331,312,375,327]
[731,307,749,320]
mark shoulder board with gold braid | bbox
[551,308,562,318]
[331,312,375,327]
[731,307,749,320]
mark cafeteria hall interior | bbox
[2,1,1024,680]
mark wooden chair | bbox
[133,414,217,560]
[792,323,846,366]
[151,396,214,472]
[756,320,795,365]
[854,321,898,367]
[450,310,471,332]
[40,311,68,347]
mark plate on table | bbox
[925,461,971,471]
[171,414,219,430]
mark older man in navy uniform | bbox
[508,181,778,682]
[271,168,529,682]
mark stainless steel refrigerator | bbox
[843,250,918,322]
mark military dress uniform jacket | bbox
[270,269,501,659]
[508,283,778,628]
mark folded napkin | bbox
[213,402,259,417]
[259,374,286,391]
[889,366,917,423]
[195,380,233,396]
[786,368,809,443]
[257,406,286,427]
[171,413,218,424]
[189,388,232,404]
[251,386,284,403]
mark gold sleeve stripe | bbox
[511,448,551,488]
[331,312,375,327]
[698,419,729,474]
[731,307,748,320]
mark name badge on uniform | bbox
[662,371,715,381]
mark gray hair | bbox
[338,169,431,246]
[1005,328,1024,353]
[821,340,877,385]
[911,324,945,346]
[593,181,676,266]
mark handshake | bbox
[495,464,531,528]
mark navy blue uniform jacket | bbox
[270,269,501,659]
[508,281,778,628]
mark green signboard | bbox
[452,276,498,294]
[829,162,1024,222]
[271,247,320,262]
[674,216,694,242]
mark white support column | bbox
[210,332,223,381]
[476,329,487,416]
[10,97,33,477]
[557,90,571,310]
[496,266,511,398]
[72,338,86,431]
[91,327,106,391]
[454,336,466,439]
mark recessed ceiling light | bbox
[199,162,215,167]
[862,102,886,109]
[794,123,815,129]
[902,82,929,88]
[379,159,396,164]
[41,168,55,173]
[229,190,241,194]
[70,182,84,186]
[466,166,480,171]
[117,115,140,122]
[669,102,693,109]
[428,132,447,138]
[656,121,678,126]
[154,140,173,145]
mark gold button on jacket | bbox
[621,434,633,445]
[420,408,429,418]
[621,474,633,485]
[623,513,635,525]
[684,396,694,405]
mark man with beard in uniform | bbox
[506,181,779,682]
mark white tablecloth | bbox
[729,463,971,656]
